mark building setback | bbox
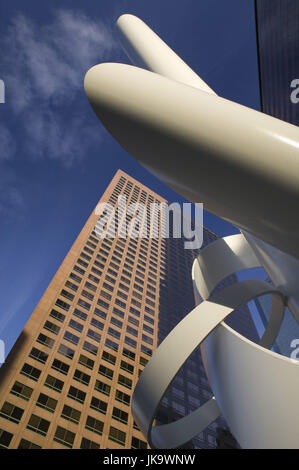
[0,169,258,449]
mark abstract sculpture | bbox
[84,15,299,448]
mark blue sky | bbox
[0,0,260,356]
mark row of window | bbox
[0,422,146,449]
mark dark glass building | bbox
[255,0,299,125]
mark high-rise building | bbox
[0,170,258,450]
[254,0,299,359]
[255,0,299,126]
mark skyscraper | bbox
[255,0,299,126]
[0,170,258,450]
[254,0,299,359]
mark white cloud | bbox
[2,9,119,166]
[0,125,16,161]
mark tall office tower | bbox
[255,0,299,126]
[254,0,299,359]
[0,170,258,450]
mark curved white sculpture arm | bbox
[132,234,285,448]
[133,279,285,449]
[84,62,299,260]
[117,14,215,94]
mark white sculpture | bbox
[84,15,299,448]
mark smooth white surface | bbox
[84,63,299,260]
[117,14,215,94]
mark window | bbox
[36,333,55,349]
[54,426,75,448]
[87,329,101,343]
[70,272,82,283]
[49,309,65,323]
[67,386,86,404]
[99,365,113,380]
[128,316,139,327]
[27,414,50,437]
[102,350,116,365]
[73,369,90,386]
[90,397,107,415]
[58,344,75,360]
[105,338,119,352]
[0,402,24,424]
[60,289,74,301]
[44,320,60,335]
[120,360,134,375]
[94,308,107,320]
[80,437,100,449]
[78,299,91,311]
[55,298,70,311]
[115,299,126,309]
[65,280,78,292]
[63,331,79,346]
[108,327,121,340]
[129,307,140,317]
[0,429,13,449]
[144,314,154,325]
[74,264,86,274]
[78,354,94,370]
[140,357,149,367]
[51,358,69,375]
[109,426,126,446]
[91,266,102,276]
[44,375,64,392]
[18,439,41,449]
[115,390,130,406]
[103,282,113,292]
[112,407,128,424]
[20,363,41,382]
[29,347,48,364]
[126,325,138,337]
[36,393,57,413]
[97,299,109,309]
[123,348,135,361]
[80,252,91,261]
[142,334,153,345]
[88,274,100,284]
[95,380,111,396]
[82,289,94,301]
[141,345,152,356]
[131,436,147,449]
[100,290,112,301]
[69,319,84,333]
[61,405,81,424]
[10,381,33,401]
[73,308,87,321]
[110,317,123,329]
[85,416,104,436]
[91,318,104,331]
[113,307,124,319]
[143,324,154,335]
[118,374,132,390]
[125,336,137,348]
[83,341,98,356]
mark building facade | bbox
[254,0,299,359]
[0,170,258,450]
[255,0,299,126]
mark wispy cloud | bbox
[0,167,24,221]
[1,9,119,166]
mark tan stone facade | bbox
[0,169,167,449]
